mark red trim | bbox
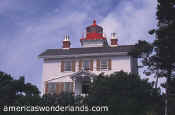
[86,33,104,40]
[80,20,106,41]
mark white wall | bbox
[42,59,74,94]
[41,55,131,94]
[107,56,131,74]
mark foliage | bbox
[0,71,76,115]
[155,1,175,114]
[0,71,163,115]
[130,0,175,114]
[167,77,175,114]
[130,0,175,78]
[85,71,163,115]
[41,92,75,105]
[129,40,153,59]
[0,71,41,106]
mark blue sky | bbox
[0,0,157,91]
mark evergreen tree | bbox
[130,0,175,114]
[148,1,175,114]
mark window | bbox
[47,82,72,94]
[100,59,108,70]
[48,82,56,94]
[63,82,73,93]
[83,60,90,70]
[64,61,72,71]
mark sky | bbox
[0,0,157,92]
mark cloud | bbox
[0,0,157,91]
[0,10,88,89]
[100,0,157,45]
[99,0,166,91]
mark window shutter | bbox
[61,61,64,72]
[108,59,112,70]
[72,60,76,72]
[72,82,74,93]
[56,82,64,95]
[79,60,82,71]
[96,59,100,71]
[90,60,93,71]
[45,81,48,94]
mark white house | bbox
[39,20,138,96]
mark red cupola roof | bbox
[80,20,106,41]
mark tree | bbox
[155,4,175,115]
[167,77,175,114]
[85,71,162,115]
[41,92,75,105]
[0,71,41,106]
[130,0,175,114]
[0,71,164,115]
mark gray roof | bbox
[39,45,135,58]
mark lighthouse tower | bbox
[80,20,108,47]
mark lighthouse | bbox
[39,20,138,95]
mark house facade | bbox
[39,20,138,96]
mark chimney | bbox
[110,33,118,47]
[63,35,71,49]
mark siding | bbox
[42,56,132,94]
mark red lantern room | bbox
[80,20,108,47]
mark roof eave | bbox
[39,52,129,59]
